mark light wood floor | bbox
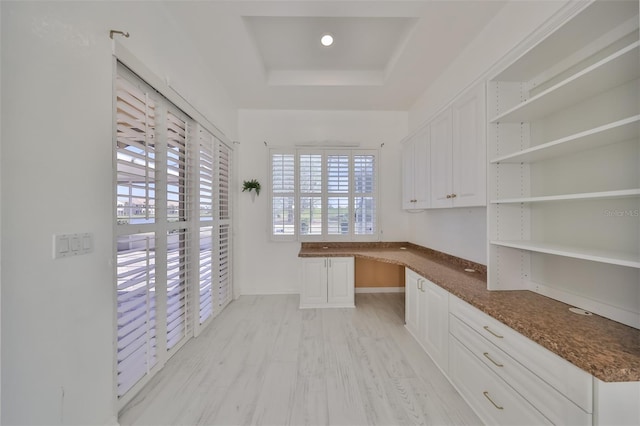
[119,293,481,426]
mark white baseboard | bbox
[355,287,406,294]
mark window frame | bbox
[269,147,380,242]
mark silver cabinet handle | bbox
[483,326,504,339]
[483,391,504,410]
[483,352,504,367]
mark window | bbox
[115,64,233,407]
[271,153,295,236]
[270,148,378,241]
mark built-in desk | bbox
[299,242,640,383]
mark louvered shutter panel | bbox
[327,153,350,235]
[166,229,190,350]
[353,153,377,235]
[299,153,323,235]
[115,74,158,397]
[198,127,215,324]
[115,233,157,397]
[271,152,295,236]
[116,77,156,224]
[217,223,231,307]
[216,140,232,308]
[165,111,191,351]
[198,226,214,323]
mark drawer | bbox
[449,295,592,413]
[451,315,591,425]
[449,334,552,426]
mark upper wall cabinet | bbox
[487,0,639,329]
[431,83,487,208]
[402,126,430,209]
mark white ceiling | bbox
[161,1,508,111]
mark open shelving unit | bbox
[491,41,639,123]
[491,188,640,204]
[487,0,640,329]
[490,115,639,164]
[490,240,640,269]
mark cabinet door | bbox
[402,138,417,209]
[413,128,430,208]
[300,258,328,307]
[402,129,431,210]
[430,109,453,208]
[422,279,449,373]
[327,257,354,306]
[405,269,421,338]
[452,83,486,207]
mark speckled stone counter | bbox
[299,242,640,382]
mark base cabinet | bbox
[404,268,449,373]
[449,336,552,426]
[405,272,639,426]
[300,257,354,308]
[449,297,592,425]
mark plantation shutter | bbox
[271,152,295,237]
[299,152,323,236]
[327,153,350,236]
[216,140,232,308]
[197,127,215,325]
[116,77,157,224]
[115,73,158,398]
[165,110,191,352]
[115,63,234,405]
[353,153,377,235]
[270,148,378,241]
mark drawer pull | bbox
[483,325,504,339]
[483,352,504,367]
[483,391,504,410]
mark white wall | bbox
[0,2,235,425]
[405,0,568,265]
[236,109,408,295]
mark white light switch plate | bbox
[53,233,93,259]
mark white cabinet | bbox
[404,268,421,335]
[300,257,354,308]
[449,295,592,425]
[422,277,449,372]
[431,83,486,208]
[430,109,453,208]
[487,0,640,329]
[449,336,552,426]
[401,126,430,209]
[404,268,449,373]
[406,267,639,426]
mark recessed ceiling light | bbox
[320,34,334,47]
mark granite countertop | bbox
[299,242,640,383]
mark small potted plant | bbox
[242,179,261,201]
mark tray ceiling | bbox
[161,1,508,110]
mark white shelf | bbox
[494,1,639,82]
[490,42,639,123]
[491,189,640,204]
[490,240,640,269]
[490,116,640,164]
